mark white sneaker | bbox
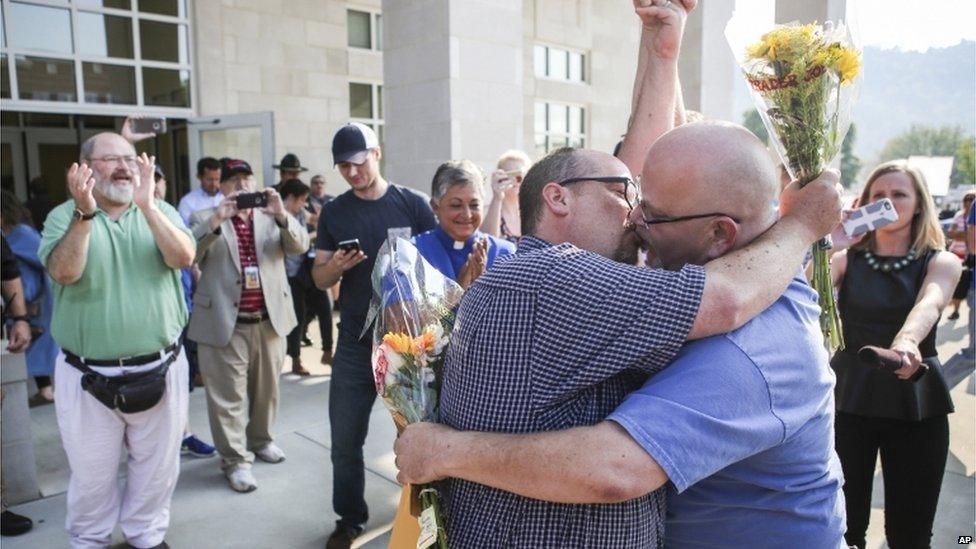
[255,443,286,464]
[226,467,257,493]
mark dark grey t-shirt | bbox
[316,184,436,343]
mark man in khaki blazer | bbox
[188,159,309,493]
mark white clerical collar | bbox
[453,240,465,250]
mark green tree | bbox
[877,124,964,160]
[877,125,974,188]
[840,124,862,188]
[952,137,975,188]
[742,108,768,144]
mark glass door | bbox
[186,112,275,189]
[0,131,26,200]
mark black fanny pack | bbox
[66,351,177,414]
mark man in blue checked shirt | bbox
[392,2,846,547]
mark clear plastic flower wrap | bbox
[364,237,463,549]
[726,16,863,351]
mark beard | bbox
[96,179,133,205]
[611,229,641,266]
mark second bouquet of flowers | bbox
[726,16,863,351]
[364,237,464,549]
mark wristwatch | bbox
[8,315,29,325]
[73,208,97,221]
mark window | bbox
[534,101,586,156]
[349,81,384,151]
[533,44,586,83]
[347,9,382,51]
[1,0,194,112]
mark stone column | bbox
[1,347,41,504]
[382,0,523,191]
[677,0,737,122]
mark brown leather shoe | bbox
[193,373,205,387]
[292,358,311,377]
[321,350,333,365]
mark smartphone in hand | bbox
[842,198,898,238]
[235,192,268,209]
[131,117,167,134]
[337,239,361,253]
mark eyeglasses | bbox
[88,155,138,166]
[557,176,641,211]
[636,203,741,228]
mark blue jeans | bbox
[329,335,376,530]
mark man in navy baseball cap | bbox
[331,122,379,166]
[316,122,436,548]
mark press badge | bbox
[244,266,261,289]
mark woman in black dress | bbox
[829,160,962,549]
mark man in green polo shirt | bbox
[39,132,194,549]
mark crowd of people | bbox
[0,0,972,548]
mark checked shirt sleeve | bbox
[532,254,705,408]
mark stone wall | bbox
[193,0,382,194]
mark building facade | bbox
[0,0,838,207]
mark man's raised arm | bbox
[617,0,695,178]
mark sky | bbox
[733,0,976,52]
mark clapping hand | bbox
[133,153,157,211]
[634,0,695,59]
[457,237,489,290]
[67,163,97,215]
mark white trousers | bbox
[54,350,189,549]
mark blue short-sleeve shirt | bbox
[608,276,846,549]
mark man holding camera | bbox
[39,132,194,549]
[188,159,309,493]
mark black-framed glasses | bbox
[557,176,641,210]
[636,204,741,227]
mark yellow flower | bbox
[413,332,436,356]
[746,41,769,60]
[747,24,819,63]
[383,332,413,355]
[832,47,861,83]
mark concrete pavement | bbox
[5,308,975,548]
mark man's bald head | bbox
[633,121,780,270]
[644,121,779,240]
[80,132,135,163]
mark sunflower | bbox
[382,332,413,355]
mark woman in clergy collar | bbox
[414,160,516,290]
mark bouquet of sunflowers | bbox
[365,238,463,549]
[726,18,863,351]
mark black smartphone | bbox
[235,192,268,209]
[131,117,167,134]
[337,239,361,253]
